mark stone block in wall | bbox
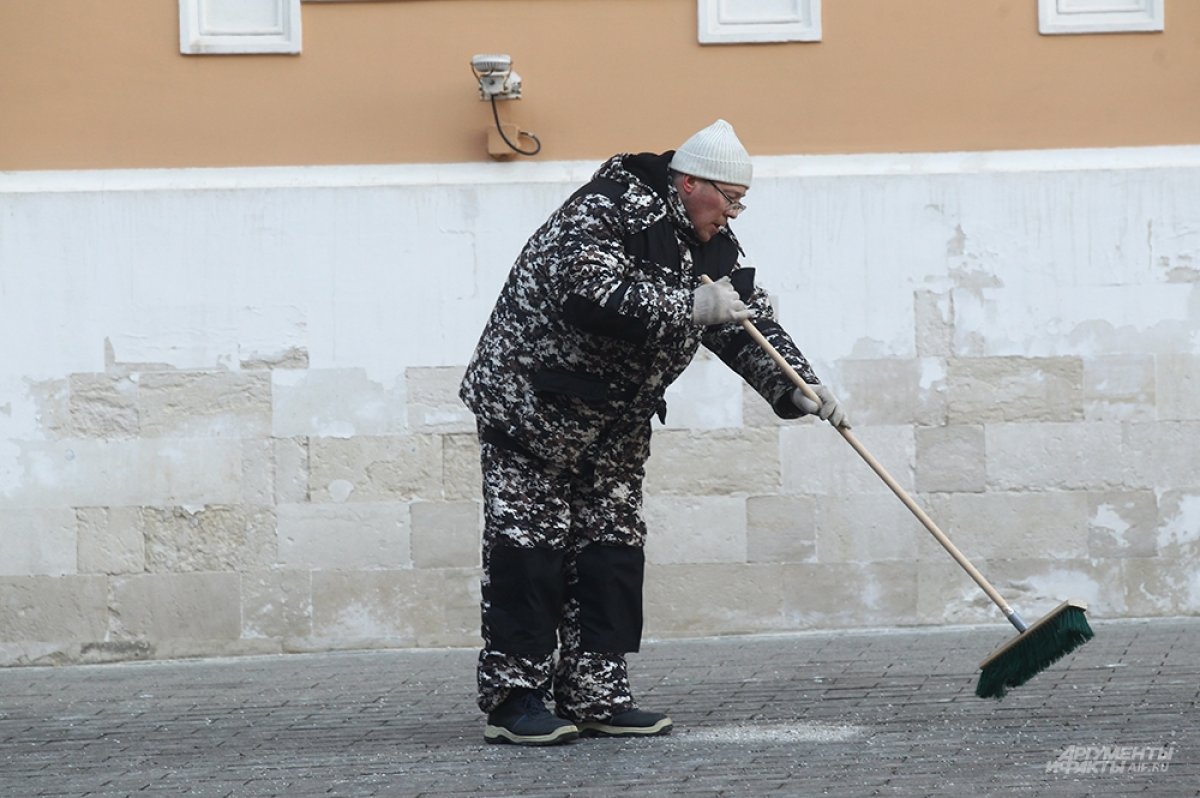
[741,382,784,428]
[916,558,1130,626]
[310,568,479,648]
[746,494,816,563]
[643,496,747,564]
[915,425,986,493]
[945,357,1083,423]
[241,569,313,640]
[143,505,277,573]
[740,363,930,431]
[76,507,145,574]
[0,508,77,576]
[160,439,267,506]
[814,495,921,563]
[240,437,274,506]
[410,500,480,569]
[277,502,410,570]
[240,347,309,371]
[0,575,108,642]
[780,562,918,629]
[915,560,1003,626]
[973,557,1127,619]
[645,428,780,496]
[66,374,138,438]
[919,491,1090,563]
[272,368,405,438]
[22,377,70,438]
[780,424,914,496]
[915,290,953,358]
[0,438,249,508]
[643,563,787,637]
[985,421,1129,491]
[309,435,443,502]
[1154,490,1200,559]
[1156,354,1200,420]
[1087,491,1159,559]
[661,353,744,429]
[1114,421,1200,492]
[827,358,946,426]
[274,436,309,504]
[1083,355,1155,421]
[405,367,474,433]
[951,284,1195,360]
[1121,556,1199,617]
[441,433,482,501]
[139,370,271,438]
[110,572,241,641]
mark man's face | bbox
[679,175,747,242]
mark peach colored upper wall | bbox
[2,0,1198,171]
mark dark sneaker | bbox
[485,689,579,746]
[578,709,673,738]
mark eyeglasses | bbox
[705,179,747,215]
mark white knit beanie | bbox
[668,119,753,188]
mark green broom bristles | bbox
[975,605,1095,699]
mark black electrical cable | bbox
[490,96,541,156]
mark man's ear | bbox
[678,174,699,196]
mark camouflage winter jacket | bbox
[459,151,820,471]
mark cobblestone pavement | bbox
[1,617,1195,797]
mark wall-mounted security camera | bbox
[471,53,522,100]
[469,52,540,158]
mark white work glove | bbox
[792,384,850,429]
[692,277,754,325]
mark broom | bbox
[704,275,1094,698]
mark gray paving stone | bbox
[0,617,1196,797]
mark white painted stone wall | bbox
[2,147,1198,665]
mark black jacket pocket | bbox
[532,368,612,403]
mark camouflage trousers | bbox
[475,426,649,722]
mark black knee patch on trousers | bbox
[483,544,566,656]
[575,543,645,654]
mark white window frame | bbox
[698,0,821,45]
[1038,0,1164,35]
[179,0,302,55]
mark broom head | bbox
[975,600,1094,700]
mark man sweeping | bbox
[459,119,848,746]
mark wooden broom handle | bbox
[700,275,1020,622]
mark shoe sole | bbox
[484,723,580,746]
[578,718,673,738]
